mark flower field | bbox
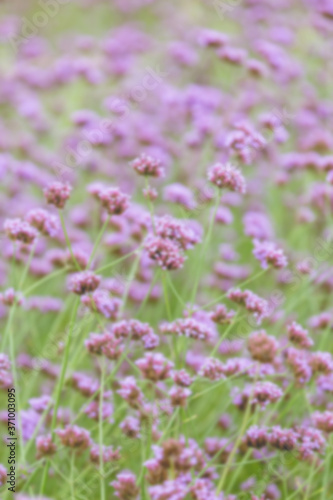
[0,1,333,499]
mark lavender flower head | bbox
[208,162,246,193]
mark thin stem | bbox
[99,357,106,500]
[202,268,268,310]
[22,399,53,460]
[10,242,17,287]
[70,452,76,500]
[18,242,36,288]
[145,177,156,233]
[50,297,80,435]
[226,409,260,494]
[157,408,180,445]
[8,312,25,463]
[137,270,160,318]
[71,339,132,425]
[321,435,333,500]
[166,272,186,308]
[209,314,241,358]
[88,216,110,268]
[286,456,331,500]
[216,396,253,494]
[189,376,231,401]
[59,211,81,271]
[119,249,142,317]
[96,246,141,274]
[0,303,15,352]
[40,297,80,495]
[23,267,67,295]
[1,244,38,351]
[190,191,220,309]
[162,272,172,321]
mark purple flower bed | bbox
[0,0,333,499]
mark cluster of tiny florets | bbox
[68,271,101,295]
[131,153,165,178]
[208,162,246,193]
[43,182,72,209]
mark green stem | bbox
[166,272,186,307]
[88,216,110,268]
[209,314,241,358]
[71,452,76,500]
[145,177,156,233]
[157,408,180,445]
[8,312,25,464]
[99,357,106,500]
[23,268,67,295]
[119,249,142,317]
[321,435,333,500]
[1,244,38,351]
[19,242,36,288]
[60,211,81,271]
[0,303,15,352]
[96,246,141,274]
[190,191,220,309]
[202,268,268,310]
[162,272,172,321]
[40,298,80,495]
[50,298,80,434]
[216,397,253,494]
[137,270,160,318]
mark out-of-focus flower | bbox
[43,182,72,209]
[208,163,246,193]
[68,271,101,295]
[131,153,164,178]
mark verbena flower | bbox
[56,425,91,451]
[98,187,130,215]
[43,182,72,209]
[253,239,288,269]
[111,470,139,500]
[207,162,246,193]
[25,208,60,237]
[68,271,101,295]
[4,218,38,244]
[247,330,278,363]
[144,236,186,271]
[131,153,165,178]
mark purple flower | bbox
[253,239,288,269]
[207,162,246,193]
[131,153,164,178]
[98,187,130,215]
[4,218,38,244]
[145,236,186,271]
[163,183,197,210]
[43,181,72,209]
[111,470,139,500]
[68,271,101,295]
[56,425,91,451]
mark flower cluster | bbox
[208,163,246,193]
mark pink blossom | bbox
[4,218,38,244]
[208,162,246,193]
[136,352,174,381]
[98,187,130,215]
[68,271,101,295]
[253,240,288,269]
[111,470,139,500]
[131,153,164,178]
[43,182,72,209]
[145,236,186,271]
[56,425,91,451]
